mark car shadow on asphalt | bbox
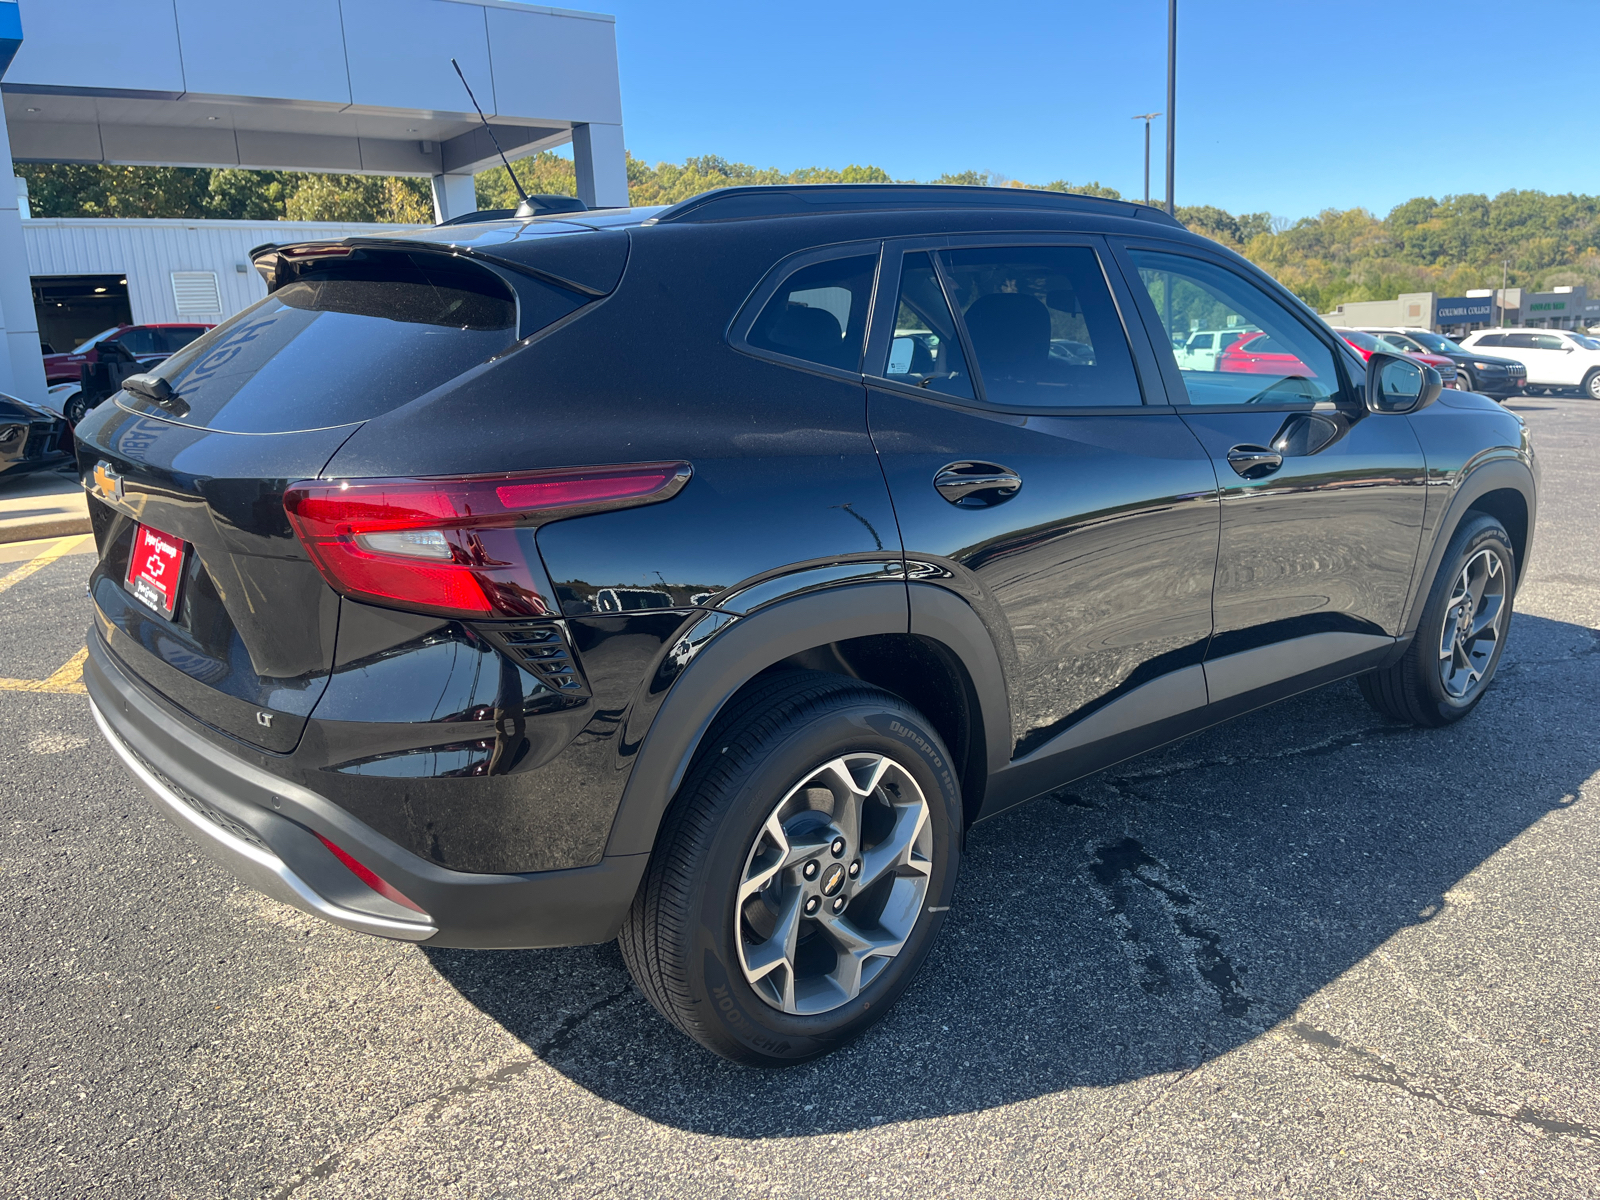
[424,611,1598,1136]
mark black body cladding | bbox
[77,186,1536,950]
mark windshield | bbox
[1570,333,1600,351]
[1338,329,1381,352]
[72,326,125,352]
[1406,331,1464,354]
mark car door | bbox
[864,235,1221,812]
[1533,332,1582,383]
[1498,332,1552,383]
[1111,241,1427,709]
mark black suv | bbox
[77,186,1538,1065]
[1359,327,1528,400]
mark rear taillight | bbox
[283,463,691,619]
[313,833,428,914]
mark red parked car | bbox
[1216,331,1320,377]
[1333,328,1459,387]
[41,323,213,386]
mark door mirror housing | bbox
[1365,352,1441,414]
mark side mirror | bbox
[1365,352,1441,414]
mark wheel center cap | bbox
[820,863,847,897]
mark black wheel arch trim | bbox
[604,580,1013,857]
[1402,455,1536,641]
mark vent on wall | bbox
[171,271,221,315]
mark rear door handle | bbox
[1226,444,1283,479]
[933,461,1022,507]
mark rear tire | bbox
[64,393,88,425]
[619,670,961,1065]
[1358,513,1514,727]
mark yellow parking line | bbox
[0,646,89,695]
[0,533,91,597]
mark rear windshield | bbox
[120,253,569,434]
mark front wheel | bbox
[1358,513,1514,727]
[619,670,961,1065]
[1583,369,1600,401]
[64,393,88,425]
[1454,367,1474,393]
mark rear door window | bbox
[745,255,877,372]
[882,251,974,400]
[124,252,548,434]
[160,327,207,353]
[116,328,162,356]
[939,245,1142,408]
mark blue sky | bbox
[594,0,1596,222]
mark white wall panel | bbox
[7,121,103,163]
[23,219,419,326]
[341,0,493,115]
[99,124,240,167]
[234,130,362,172]
[174,0,352,104]
[487,9,621,124]
[10,0,185,94]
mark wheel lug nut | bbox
[804,896,821,915]
[830,836,846,858]
[802,860,820,880]
[848,860,860,879]
[831,896,846,913]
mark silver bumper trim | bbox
[91,699,437,942]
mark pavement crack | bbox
[267,983,634,1198]
[1089,837,1253,1019]
[1102,724,1412,791]
[1287,1021,1600,1148]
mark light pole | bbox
[1165,0,1176,216]
[1131,112,1161,205]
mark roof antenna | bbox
[450,57,538,218]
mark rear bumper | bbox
[85,632,647,949]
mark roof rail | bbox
[648,184,1183,227]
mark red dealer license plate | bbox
[124,524,187,620]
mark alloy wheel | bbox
[735,753,932,1015]
[1437,547,1507,700]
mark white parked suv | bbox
[1458,327,1600,399]
[1174,327,1255,371]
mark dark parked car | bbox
[76,186,1537,1065]
[1360,327,1526,400]
[43,322,213,394]
[0,392,71,479]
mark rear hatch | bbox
[77,241,584,752]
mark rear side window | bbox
[116,328,162,355]
[939,246,1142,408]
[127,253,543,434]
[1504,333,1539,349]
[1473,333,1505,346]
[161,328,206,353]
[746,255,876,372]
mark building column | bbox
[0,102,45,402]
[430,172,477,224]
[572,123,629,209]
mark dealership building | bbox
[1323,286,1600,335]
[0,0,627,402]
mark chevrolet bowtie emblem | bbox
[91,460,124,503]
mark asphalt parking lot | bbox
[1,397,1596,1200]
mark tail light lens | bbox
[284,462,691,619]
[313,832,428,914]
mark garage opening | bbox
[32,274,132,354]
